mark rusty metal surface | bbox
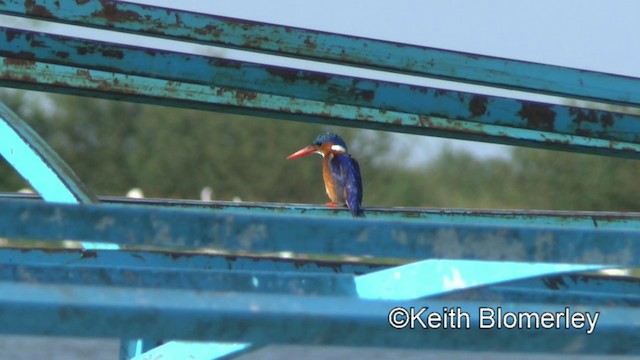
[3,55,640,159]
[0,0,638,107]
[0,281,638,354]
[0,262,358,296]
[6,193,640,230]
[0,248,390,275]
[0,199,639,266]
[1,28,638,146]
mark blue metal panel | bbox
[3,57,640,159]
[1,0,639,107]
[7,193,640,230]
[0,199,639,266]
[438,273,640,306]
[0,281,637,354]
[355,260,605,300]
[0,262,358,296]
[0,248,389,275]
[2,28,639,145]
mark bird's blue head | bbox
[313,132,348,153]
[287,132,349,159]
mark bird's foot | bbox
[325,202,338,207]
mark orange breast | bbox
[322,155,339,204]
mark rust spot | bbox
[517,103,556,131]
[30,39,46,48]
[469,95,488,117]
[194,24,224,38]
[25,0,54,17]
[94,0,142,23]
[5,29,17,42]
[81,250,98,259]
[434,89,449,97]
[541,275,568,290]
[601,113,614,128]
[55,51,70,59]
[234,89,258,103]
[76,47,89,55]
[100,49,124,59]
[76,69,93,80]
[304,36,318,50]
[76,0,91,4]
[3,57,36,66]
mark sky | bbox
[2,1,638,163]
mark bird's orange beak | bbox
[287,145,318,159]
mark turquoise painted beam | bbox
[0,199,639,266]
[355,260,605,300]
[0,1,639,107]
[8,193,640,230]
[0,280,637,353]
[0,248,389,274]
[3,57,640,159]
[2,28,639,144]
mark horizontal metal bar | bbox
[1,199,640,266]
[2,250,634,305]
[0,248,389,275]
[0,281,636,353]
[0,0,638,107]
[2,28,639,144]
[3,57,640,158]
[6,193,640,229]
[439,273,640,306]
[0,262,357,296]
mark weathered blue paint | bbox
[355,260,606,300]
[3,57,640,159]
[0,1,639,107]
[438,273,640,306]
[0,199,639,266]
[0,102,95,204]
[2,28,638,144]
[0,281,637,353]
[0,248,389,275]
[9,193,640,230]
[0,262,358,296]
[131,342,251,360]
[1,2,639,358]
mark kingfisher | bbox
[287,132,363,217]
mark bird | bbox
[287,132,363,217]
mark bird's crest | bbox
[313,132,348,153]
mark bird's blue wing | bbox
[333,154,363,217]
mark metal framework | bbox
[0,1,639,358]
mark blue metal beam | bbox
[0,248,389,274]
[0,262,357,296]
[0,1,638,107]
[7,193,640,229]
[0,281,636,354]
[0,247,390,274]
[2,28,638,145]
[438,273,640,306]
[0,199,639,266]
[3,56,640,159]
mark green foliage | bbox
[2,89,640,213]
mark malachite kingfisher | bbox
[287,132,364,217]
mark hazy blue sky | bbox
[3,1,638,162]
